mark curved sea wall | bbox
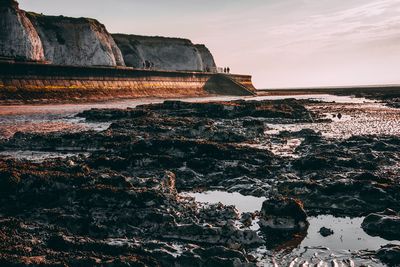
[27,13,125,67]
[0,0,45,61]
[112,34,216,71]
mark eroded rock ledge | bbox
[1,99,400,265]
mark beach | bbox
[1,91,400,266]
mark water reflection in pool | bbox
[186,190,400,253]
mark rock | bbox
[362,209,400,240]
[319,227,334,237]
[200,203,239,223]
[162,222,263,247]
[293,155,331,171]
[160,171,177,195]
[377,244,400,266]
[240,212,254,228]
[259,197,308,231]
[193,246,247,262]
[113,34,216,71]
[3,98,400,265]
[195,44,217,71]
[27,12,125,66]
[0,0,45,61]
[194,246,255,267]
[0,170,21,193]
[0,151,264,265]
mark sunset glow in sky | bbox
[19,0,400,88]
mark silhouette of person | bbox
[227,67,230,73]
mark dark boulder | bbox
[259,197,308,231]
[362,209,400,240]
[377,244,400,266]
[0,170,21,193]
[319,227,334,237]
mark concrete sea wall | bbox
[0,62,255,103]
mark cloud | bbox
[260,0,400,53]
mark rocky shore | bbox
[1,98,400,266]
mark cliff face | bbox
[195,44,216,71]
[0,0,44,61]
[0,0,217,71]
[113,34,216,71]
[27,13,125,67]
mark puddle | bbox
[303,215,400,251]
[186,190,399,264]
[186,190,266,214]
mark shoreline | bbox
[2,81,400,106]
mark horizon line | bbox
[260,83,400,91]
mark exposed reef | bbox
[1,98,400,265]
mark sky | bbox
[19,0,400,88]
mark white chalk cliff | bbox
[27,13,125,66]
[0,0,217,70]
[0,0,45,61]
[113,34,216,71]
[195,44,217,71]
